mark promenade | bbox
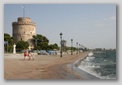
[4,52,88,80]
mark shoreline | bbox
[67,64,99,80]
[4,52,97,80]
[67,53,100,79]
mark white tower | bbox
[12,17,36,50]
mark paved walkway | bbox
[4,52,88,79]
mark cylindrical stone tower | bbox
[12,17,36,50]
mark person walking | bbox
[28,51,34,61]
[24,51,27,60]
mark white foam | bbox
[88,52,94,56]
[78,63,116,79]
[78,65,101,79]
[77,51,116,79]
[84,56,95,61]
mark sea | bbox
[78,50,116,79]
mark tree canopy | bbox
[4,33,59,52]
[32,34,59,50]
[16,41,29,51]
[4,33,14,52]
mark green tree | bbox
[16,41,29,51]
[48,43,59,50]
[41,42,49,50]
[53,43,59,49]
[32,34,59,51]
[32,34,49,50]
[4,33,14,52]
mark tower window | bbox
[21,38,22,41]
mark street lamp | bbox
[71,39,73,55]
[60,32,63,57]
[76,42,78,54]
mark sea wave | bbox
[77,50,116,79]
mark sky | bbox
[4,4,116,49]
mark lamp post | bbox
[60,32,63,57]
[71,39,73,55]
[76,42,78,54]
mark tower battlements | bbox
[12,17,36,26]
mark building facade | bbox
[12,17,36,50]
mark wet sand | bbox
[4,52,89,80]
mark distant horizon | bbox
[4,4,116,49]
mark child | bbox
[28,51,35,61]
[24,51,27,60]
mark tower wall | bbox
[12,17,36,50]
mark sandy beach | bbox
[4,52,89,80]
